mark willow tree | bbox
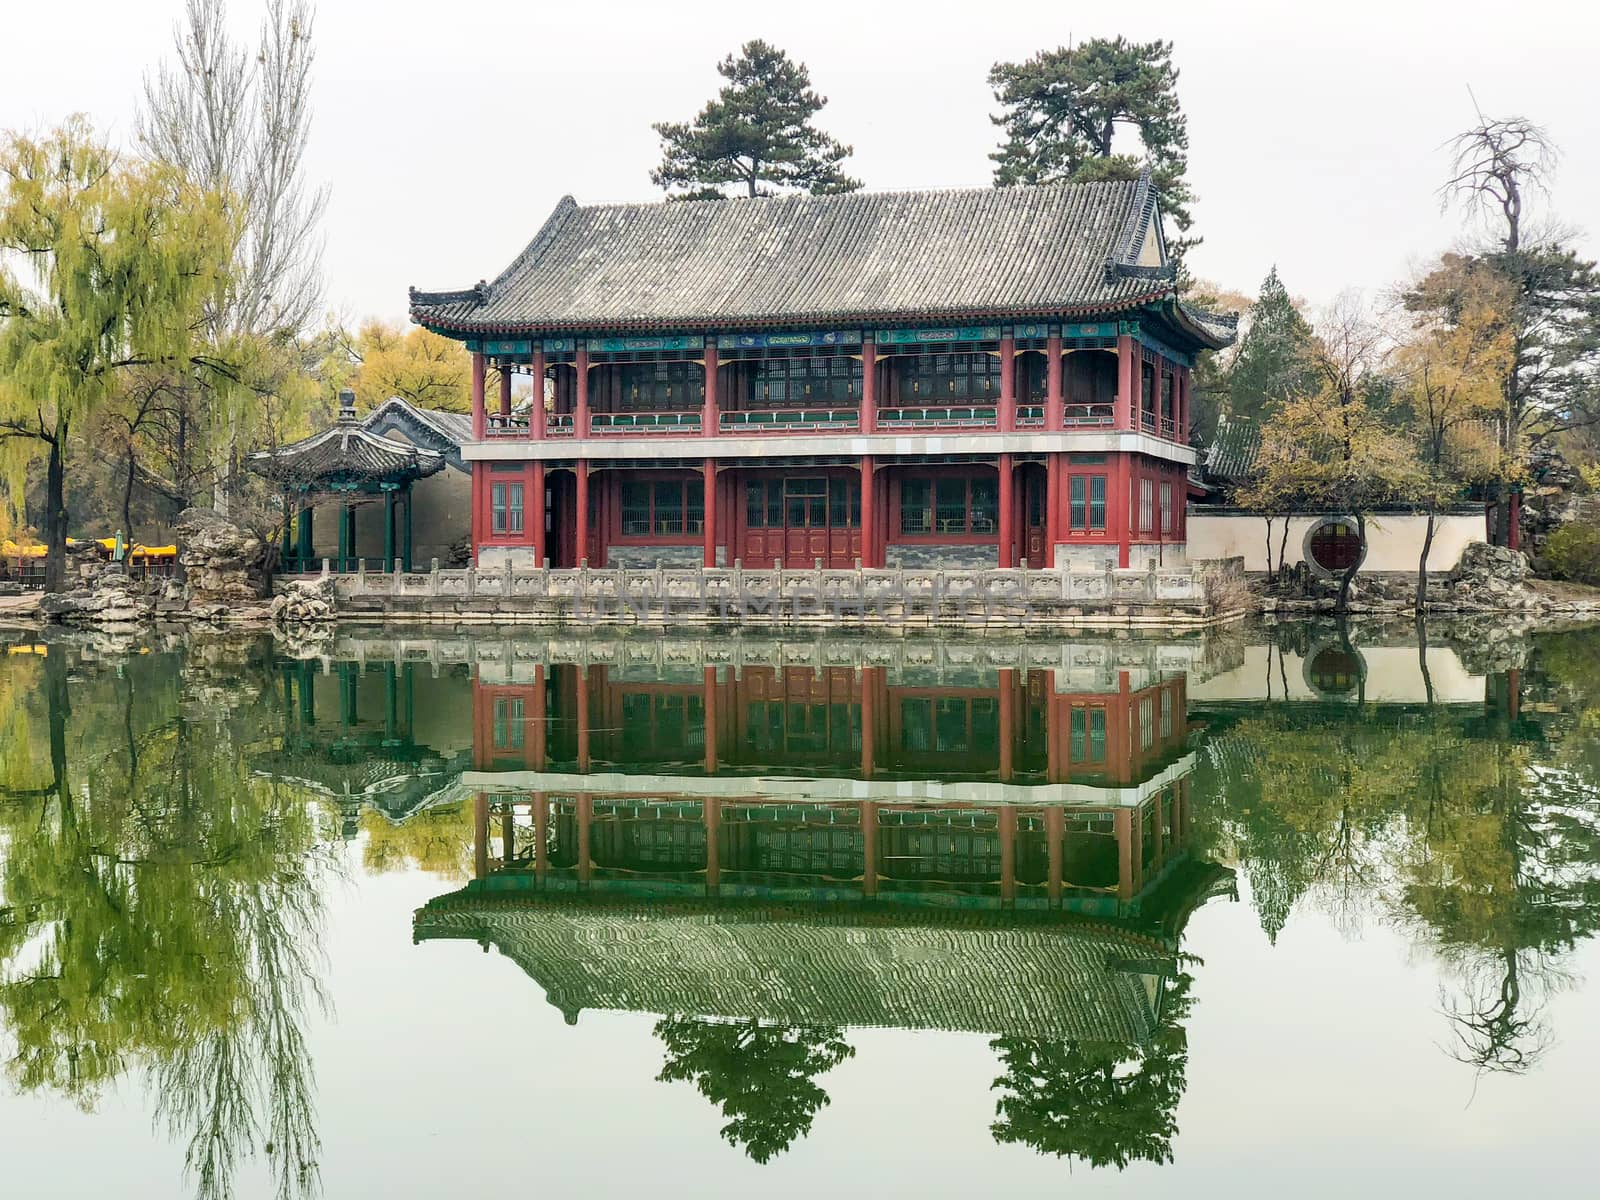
[0,119,233,590]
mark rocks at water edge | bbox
[38,567,154,630]
[270,577,337,628]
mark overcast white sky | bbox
[4,0,1596,323]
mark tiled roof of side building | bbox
[409,175,1229,340]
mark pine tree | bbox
[651,40,860,200]
[989,38,1195,259]
[1227,267,1319,424]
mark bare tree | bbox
[139,0,328,517]
[140,0,328,338]
[1440,109,1557,255]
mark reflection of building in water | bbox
[471,659,1190,786]
[251,658,476,836]
[417,783,1229,1036]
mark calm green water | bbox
[1,623,1598,1198]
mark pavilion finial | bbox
[338,389,358,422]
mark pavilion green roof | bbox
[410,176,1233,346]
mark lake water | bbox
[1,622,1598,1198]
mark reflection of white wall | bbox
[1188,643,1486,704]
[1188,511,1485,573]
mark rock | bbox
[40,567,155,630]
[174,507,269,606]
[1449,541,1530,587]
[270,576,337,629]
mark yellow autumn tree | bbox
[1396,255,1516,609]
[339,321,474,413]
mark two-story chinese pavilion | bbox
[409,174,1235,571]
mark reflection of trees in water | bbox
[989,971,1192,1169]
[653,1017,854,1164]
[1200,632,1600,1079]
[0,642,335,1200]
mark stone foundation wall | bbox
[886,543,998,569]
[606,545,707,569]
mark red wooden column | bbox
[1045,452,1062,567]
[1178,367,1190,442]
[473,792,489,879]
[860,340,877,433]
[704,797,721,891]
[702,344,719,437]
[998,335,1016,432]
[1509,492,1522,551]
[574,345,591,437]
[530,663,548,769]
[530,462,547,567]
[470,351,487,439]
[530,347,547,440]
[498,361,512,420]
[575,460,590,566]
[860,664,878,778]
[703,666,719,773]
[861,800,878,898]
[1046,807,1064,905]
[860,456,876,568]
[576,793,592,885]
[1115,334,1137,430]
[575,663,591,773]
[1045,689,1062,783]
[999,807,1017,902]
[1114,452,1132,568]
[533,791,549,881]
[997,454,1014,568]
[1045,334,1064,432]
[501,804,515,865]
[1115,806,1136,901]
[702,459,718,568]
[998,667,1016,780]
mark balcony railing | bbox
[720,407,859,434]
[486,414,530,437]
[476,402,1177,442]
[1065,402,1116,427]
[591,410,702,434]
[877,405,998,429]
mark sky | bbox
[4,0,1597,325]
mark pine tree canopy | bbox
[989,37,1195,259]
[651,40,861,200]
[1227,266,1320,423]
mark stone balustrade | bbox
[277,556,1245,630]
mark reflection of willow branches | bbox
[0,643,339,1200]
[153,824,336,1200]
[989,970,1192,1170]
[654,1017,854,1164]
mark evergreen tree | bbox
[1226,267,1319,424]
[989,38,1195,259]
[654,1017,854,1163]
[989,973,1193,1169]
[651,41,860,200]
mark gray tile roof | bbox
[246,411,448,488]
[410,177,1181,335]
[414,892,1172,1042]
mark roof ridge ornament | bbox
[1105,164,1175,285]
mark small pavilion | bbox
[248,391,447,573]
